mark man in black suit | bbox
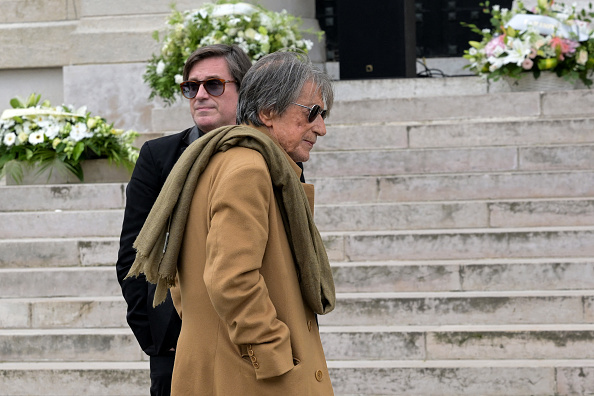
[116,44,252,396]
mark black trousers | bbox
[150,355,175,396]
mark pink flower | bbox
[485,35,506,57]
[522,58,534,69]
[549,37,579,60]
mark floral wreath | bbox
[144,1,323,105]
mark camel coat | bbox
[170,127,334,395]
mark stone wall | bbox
[0,0,322,133]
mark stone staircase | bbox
[1,77,594,395]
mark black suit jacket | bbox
[116,126,200,356]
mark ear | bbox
[258,108,275,127]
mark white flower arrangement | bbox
[0,94,139,184]
[462,0,594,86]
[144,0,322,105]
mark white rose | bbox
[577,49,588,65]
[156,60,166,76]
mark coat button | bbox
[315,370,323,382]
[307,320,312,331]
[253,362,260,369]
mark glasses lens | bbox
[181,82,199,99]
[308,105,321,123]
[204,79,225,97]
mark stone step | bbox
[2,257,592,299]
[331,258,594,293]
[3,197,593,239]
[324,227,594,262]
[0,328,144,362]
[328,89,594,125]
[310,170,594,204]
[332,76,505,101]
[0,296,127,329]
[406,117,594,150]
[0,361,150,396]
[0,237,118,268]
[318,118,594,152]
[0,183,126,212]
[3,290,593,330]
[327,360,594,396]
[2,324,592,363]
[320,324,594,361]
[2,170,592,214]
[153,76,501,133]
[315,198,594,231]
[320,291,594,326]
[0,360,591,396]
[2,226,592,269]
[0,267,121,298]
[0,209,124,238]
[307,144,594,178]
[153,87,594,133]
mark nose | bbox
[194,83,210,100]
[313,114,327,136]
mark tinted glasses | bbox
[180,78,236,99]
[291,102,328,123]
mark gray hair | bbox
[236,51,334,126]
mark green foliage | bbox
[0,94,139,183]
[144,1,324,105]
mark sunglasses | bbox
[179,78,236,98]
[291,102,328,123]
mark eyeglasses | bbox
[179,78,236,98]
[291,102,328,123]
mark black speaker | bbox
[337,0,416,79]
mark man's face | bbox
[187,57,239,133]
[262,80,327,163]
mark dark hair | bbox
[182,44,252,88]
[236,51,334,126]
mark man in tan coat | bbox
[129,51,336,395]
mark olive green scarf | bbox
[126,125,335,315]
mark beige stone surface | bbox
[0,0,80,23]
[330,92,541,124]
[0,183,125,212]
[0,329,143,362]
[342,229,594,261]
[0,22,77,68]
[0,68,63,112]
[408,118,594,148]
[30,297,126,328]
[307,147,518,178]
[426,329,594,360]
[328,365,555,396]
[64,63,157,133]
[321,293,588,326]
[0,267,120,298]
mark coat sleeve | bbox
[204,149,294,380]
